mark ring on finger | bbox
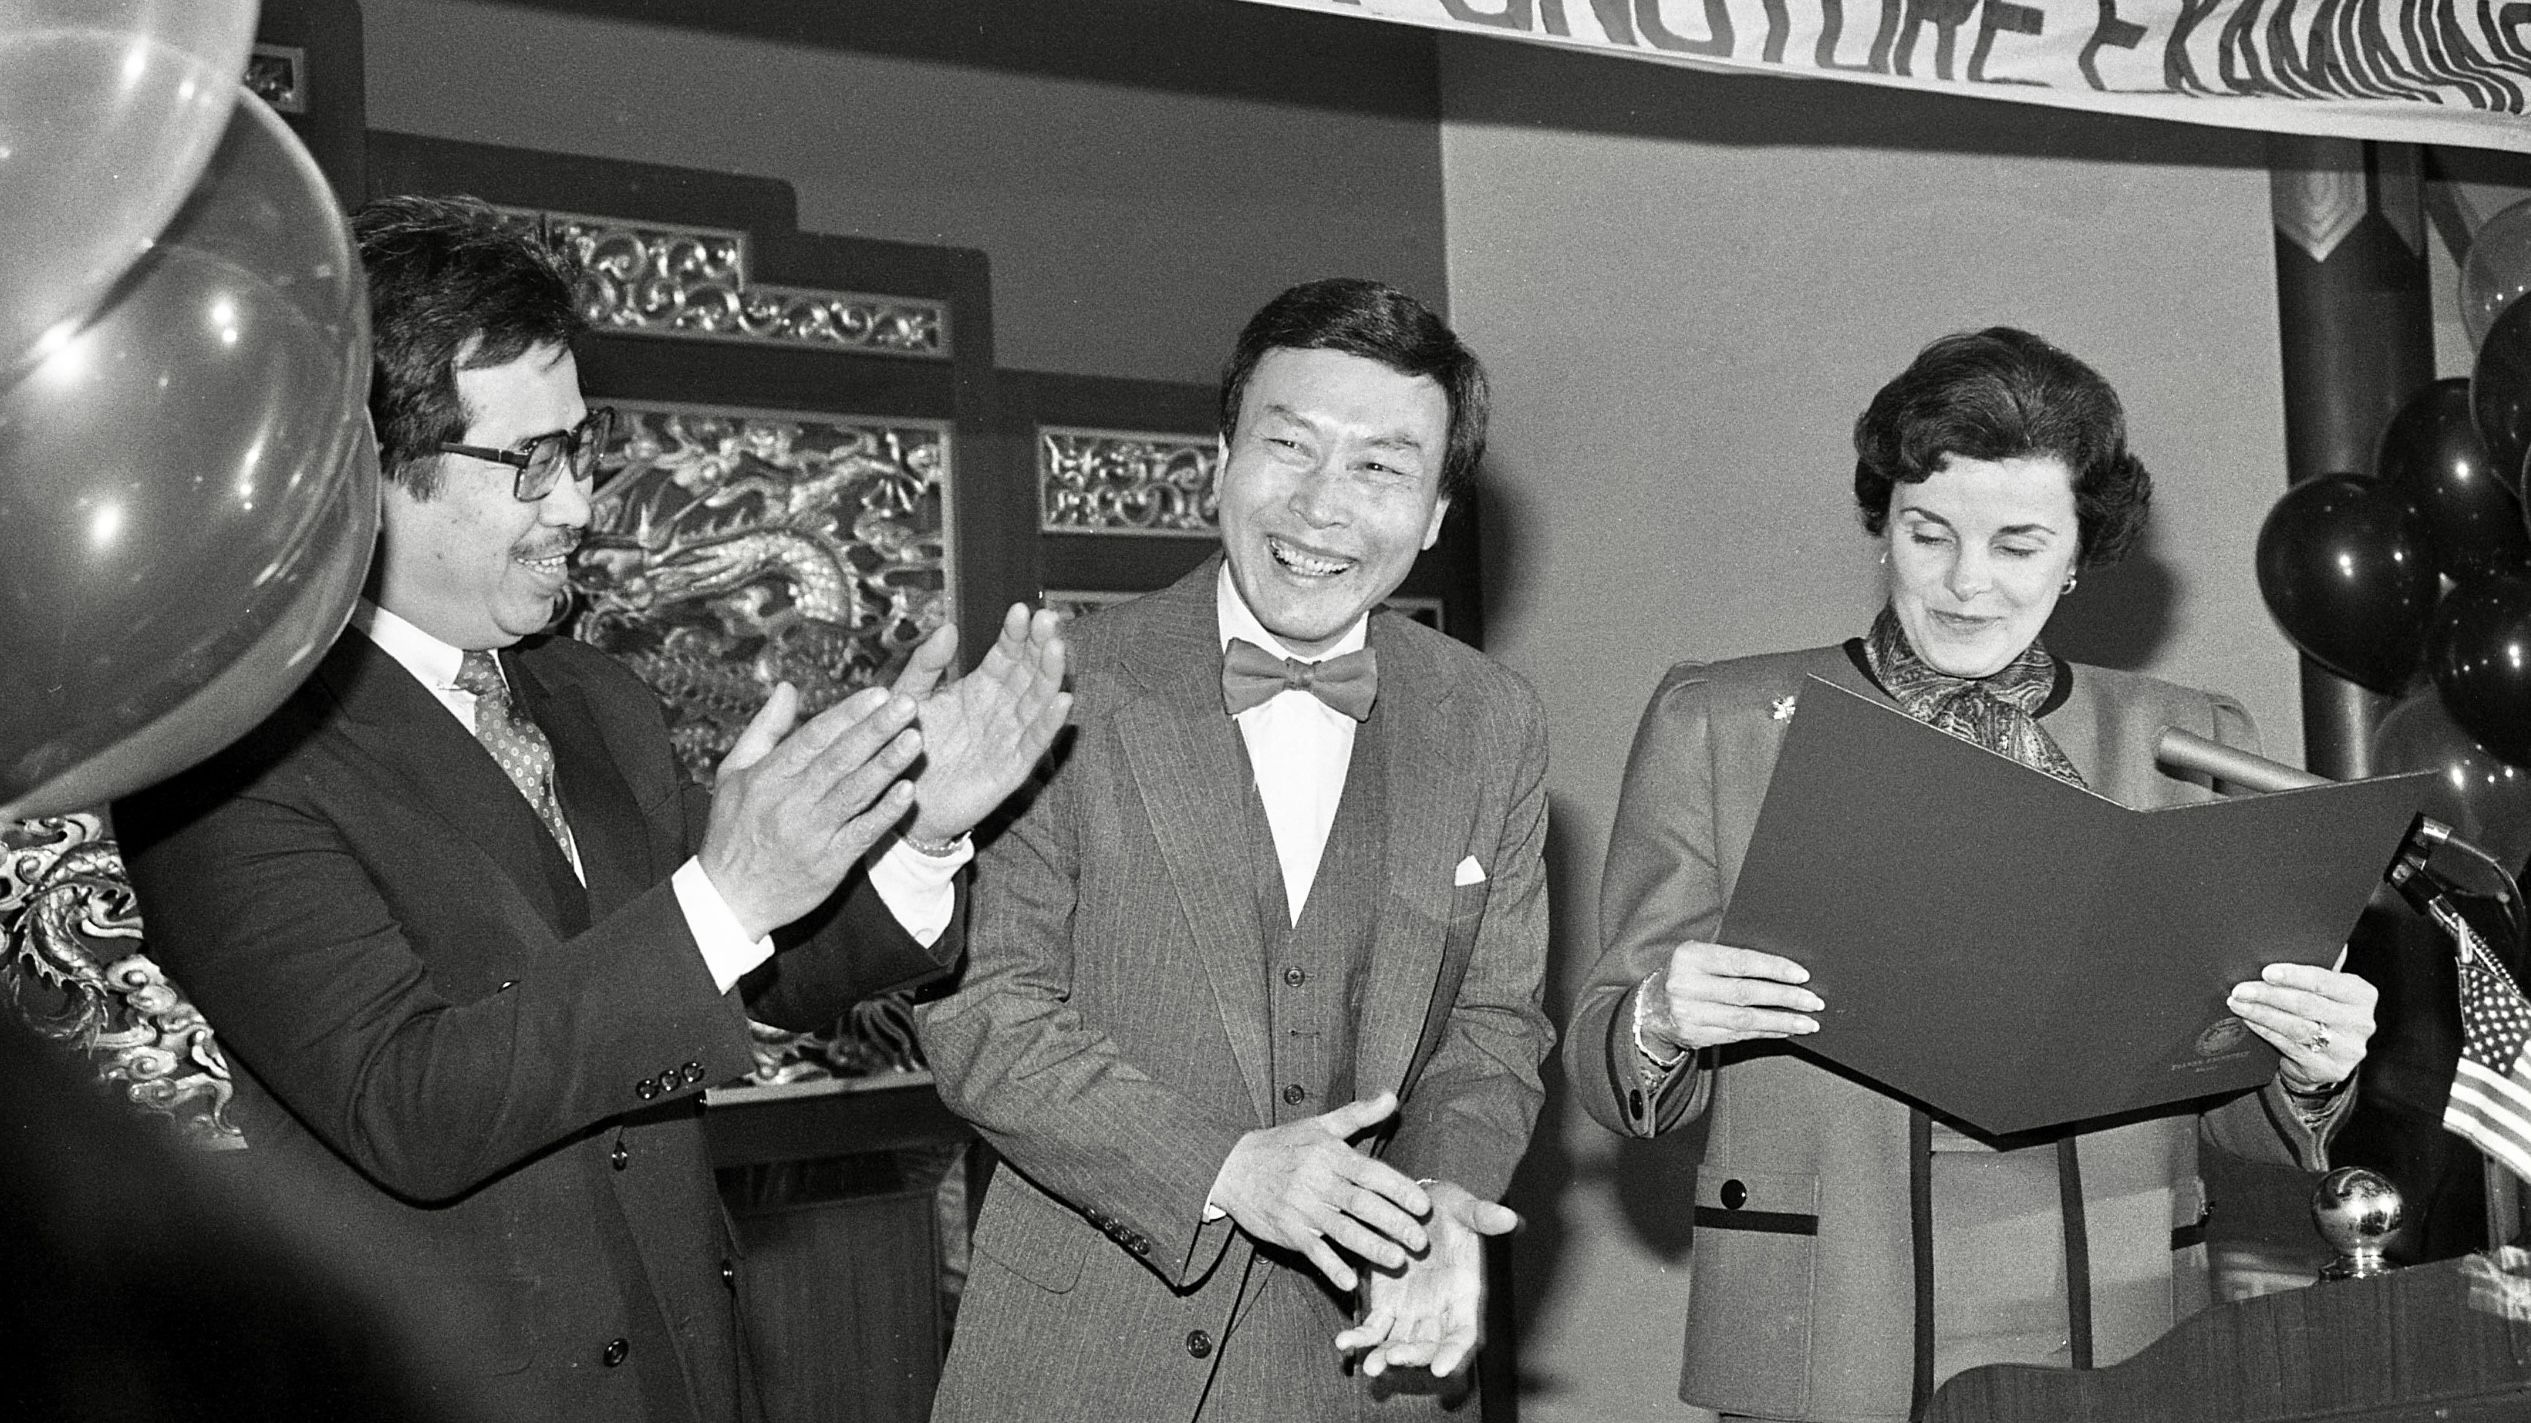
[2305,1025,2331,1054]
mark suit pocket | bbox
[970,1169,1092,1294]
[1681,1163,1818,1418]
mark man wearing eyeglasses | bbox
[115,195,1069,1423]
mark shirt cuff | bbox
[868,834,970,947]
[674,857,776,994]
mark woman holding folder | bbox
[1565,327,2380,1423]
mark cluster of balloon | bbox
[2256,197,2531,870]
[0,1,379,821]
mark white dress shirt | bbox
[351,601,962,992]
[1215,564,1364,925]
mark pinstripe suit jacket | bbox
[916,558,1553,1421]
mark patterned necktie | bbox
[454,650,577,857]
[1859,604,2087,788]
[1221,638,1379,721]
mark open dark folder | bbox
[1717,677,2432,1137]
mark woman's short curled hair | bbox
[353,194,588,498]
[1852,327,2151,567]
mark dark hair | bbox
[1217,278,1489,504]
[1852,327,2151,567]
[352,194,588,498]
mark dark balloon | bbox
[2462,198,2531,352]
[2427,571,2531,769]
[2255,474,2441,694]
[2476,296,2531,495]
[2371,688,2531,869]
[2377,377,2527,576]
[0,94,376,819]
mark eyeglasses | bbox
[435,406,617,501]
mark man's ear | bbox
[1421,496,1451,551]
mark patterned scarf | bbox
[1861,605,2086,789]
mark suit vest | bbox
[1235,698,1389,1127]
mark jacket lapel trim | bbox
[508,642,648,923]
[1353,616,1474,1097]
[317,633,584,933]
[1118,561,1276,1126]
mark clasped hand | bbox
[1211,1091,1429,1294]
[1335,1180,1518,1380]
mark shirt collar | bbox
[1214,561,1369,663]
[350,598,475,692]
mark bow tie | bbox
[1221,638,1378,721]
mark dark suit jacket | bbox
[915,559,1554,1421]
[116,629,950,1423]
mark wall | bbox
[358,0,1450,384]
[1435,36,2301,1422]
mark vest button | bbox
[1185,1329,1213,1359]
[1281,1083,1307,1105]
[1282,966,1306,987]
[1719,1179,1748,1210]
[602,1337,630,1367]
[610,1142,629,1171]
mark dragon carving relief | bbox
[570,403,953,1084]
[1,813,242,1149]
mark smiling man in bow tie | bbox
[917,279,1553,1421]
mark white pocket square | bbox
[1453,855,1487,887]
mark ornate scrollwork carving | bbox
[2,814,242,1149]
[569,403,953,1086]
[570,402,954,785]
[494,207,950,357]
[1039,426,1220,534]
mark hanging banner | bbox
[1235,0,2531,154]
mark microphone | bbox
[2156,725,2521,928]
[2152,726,2330,794]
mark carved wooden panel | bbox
[1,814,241,1150]
[572,401,955,788]
[1038,426,1218,535]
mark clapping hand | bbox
[1210,1091,1430,1293]
[699,682,922,940]
[890,602,1071,844]
[1336,1180,1517,1379]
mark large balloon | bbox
[2377,376,2527,573]
[2255,473,2441,693]
[0,0,258,374]
[2477,294,2531,493]
[2463,198,2531,353]
[2371,689,2531,872]
[2427,571,2531,770]
[0,93,377,821]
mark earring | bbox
[2061,572,2079,594]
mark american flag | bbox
[2447,932,2531,1187]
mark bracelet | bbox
[899,829,970,858]
[1631,972,1689,1071]
[2283,1071,2350,1102]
